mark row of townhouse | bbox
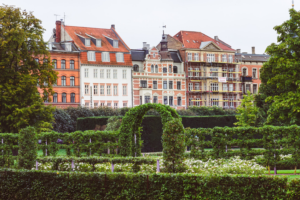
[38,20,269,109]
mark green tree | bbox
[258,9,300,126]
[0,5,57,133]
[18,126,37,169]
[106,116,122,131]
[235,91,258,127]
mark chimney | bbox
[214,36,219,41]
[236,49,241,53]
[252,46,255,54]
[111,24,115,29]
[147,44,150,50]
[55,20,61,43]
[143,42,147,50]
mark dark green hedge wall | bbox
[77,115,237,152]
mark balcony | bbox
[241,76,252,82]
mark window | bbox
[194,53,199,61]
[164,96,168,105]
[53,93,58,103]
[100,103,105,107]
[100,69,104,78]
[113,40,118,48]
[229,84,233,92]
[53,79,57,86]
[228,55,233,63]
[189,98,193,106]
[169,96,173,106]
[84,68,88,78]
[222,68,227,77]
[177,96,181,106]
[61,76,66,86]
[140,80,147,88]
[113,69,117,79]
[145,96,151,103]
[163,67,167,73]
[210,68,218,77]
[223,84,228,91]
[253,84,257,94]
[133,65,139,72]
[195,83,200,90]
[85,85,89,95]
[207,54,215,62]
[122,70,127,79]
[246,84,251,92]
[173,66,178,73]
[102,52,110,62]
[140,96,142,105]
[222,54,227,62]
[96,39,101,47]
[94,102,98,107]
[70,76,75,86]
[242,68,247,76]
[151,65,154,73]
[61,60,66,69]
[253,68,257,78]
[211,98,219,106]
[94,85,98,95]
[195,98,200,106]
[123,85,127,95]
[188,83,193,91]
[188,67,193,77]
[195,68,200,77]
[153,81,157,89]
[114,103,118,109]
[153,53,156,57]
[85,38,91,46]
[70,60,74,69]
[44,93,48,103]
[163,81,167,89]
[155,65,158,73]
[88,51,96,61]
[107,103,111,107]
[188,53,192,61]
[169,65,172,73]
[107,69,111,78]
[113,85,118,95]
[106,85,111,95]
[94,69,98,78]
[150,96,157,103]
[52,59,57,69]
[85,102,89,107]
[65,43,71,51]
[177,81,181,90]
[71,93,75,103]
[211,83,218,91]
[169,81,173,89]
[62,93,67,103]
[116,53,124,62]
[123,102,127,107]
[229,99,234,108]
[100,85,104,95]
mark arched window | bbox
[151,65,154,73]
[53,93,58,103]
[242,68,247,76]
[70,60,74,69]
[61,76,66,86]
[71,93,75,103]
[173,66,178,73]
[133,64,139,72]
[52,59,57,69]
[70,76,75,86]
[155,65,158,73]
[61,59,66,69]
[62,93,67,103]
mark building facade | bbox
[131,34,186,109]
[158,31,241,109]
[50,21,133,108]
[235,47,270,95]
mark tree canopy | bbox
[0,5,57,133]
[257,9,300,126]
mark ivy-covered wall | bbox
[77,115,237,152]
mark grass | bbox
[269,170,300,174]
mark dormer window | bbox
[113,40,118,48]
[85,38,91,46]
[96,39,101,47]
[65,43,71,51]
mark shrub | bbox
[52,108,73,133]
[64,106,94,132]
[18,126,37,169]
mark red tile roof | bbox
[64,26,130,52]
[173,31,235,51]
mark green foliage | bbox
[119,103,179,157]
[162,118,186,173]
[18,127,37,169]
[235,91,259,127]
[0,5,57,133]
[258,9,300,126]
[105,116,122,131]
[0,169,289,199]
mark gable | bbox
[200,41,222,51]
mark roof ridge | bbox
[65,25,111,30]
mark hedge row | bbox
[77,115,237,152]
[1,169,296,199]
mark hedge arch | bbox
[119,103,180,156]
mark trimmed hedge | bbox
[77,115,237,152]
[0,169,291,199]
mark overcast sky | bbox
[2,0,295,54]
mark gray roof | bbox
[131,50,148,61]
[235,53,270,62]
[170,51,182,62]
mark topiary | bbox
[18,126,37,169]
